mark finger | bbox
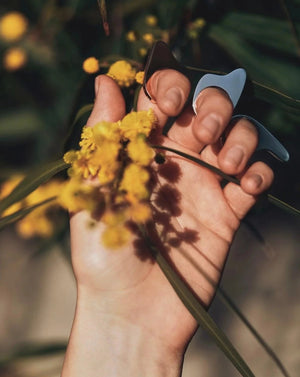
[224,161,274,220]
[168,87,233,152]
[146,69,191,116]
[138,69,190,128]
[218,118,258,175]
[86,75,126,127]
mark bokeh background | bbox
[0,0,299,376]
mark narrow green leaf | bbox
[208,25,300,103]
[0,159,68,214]
[267,194,300,216]
[218,287,291,377]
[251,80,300,116]
[63,103,93,151]
[0,109,42,140]
[142,230,255,377]
[0,198,56,231]
[216,12,300,57]
[71,103,93,129]
[0,342,67,366]
[152,145,300,217]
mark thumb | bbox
[86,75,126,127]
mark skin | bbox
[61,70,274,377]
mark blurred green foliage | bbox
[0,0,299,205]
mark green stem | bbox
[141,228,255,377]
[152,145,300,217]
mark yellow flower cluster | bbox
[0,176,63,238]
[107,60,136,87]
[62,109,157,248]
[0,12,28,41]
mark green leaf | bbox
[0,342,67,366]
[71,103,94,128]
[152,145,300,217]
[63,103,93,151]
[218,287,291,377]
[0,159,69,215]
[0,198,56,231]
[0,109,42,140]
[216,12,300,57]
[142,230,255,377]
[208,25,300,98]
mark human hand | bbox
[62,70,273,377]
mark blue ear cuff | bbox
[192,69,289,162]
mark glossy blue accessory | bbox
[143,41,290,163]
[192,70,289,162]
[192,68,247,112]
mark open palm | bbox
[68,72,273,364]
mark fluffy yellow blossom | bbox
[58,178,99,213]
[120,164,150,201]
[64,150,78,164]
[127,135,155,166]
[3,47,27,71]
[145,15,158,26]
[79,126,97,153]
[102,224,131,249]
[120,109,156,140]
[107,60,136,87]
[93,121,121,144]
[143,33,154,44]
[82,57,100,74]
[92,140,120,166]
[66,150,98,179]
[129,202,152,223]
[0,12,28,41]
[97,160,120,185]
[126,30,137,42]
[135,71,144,85]
[62,109,157,248]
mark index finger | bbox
[137,69,191,126]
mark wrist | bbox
[62,288,184,377]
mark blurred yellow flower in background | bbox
[0,12,28,41]
[3,47,27,71]
[143,33,155,44]
[126,30,137,41]
[82,57,100,74]
[145,15,158,27]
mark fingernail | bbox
[201,115,220,137]
[165,88,182,108]
[249,173,263,189]
[225,146,244,167]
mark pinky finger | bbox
[223,161,274,220]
